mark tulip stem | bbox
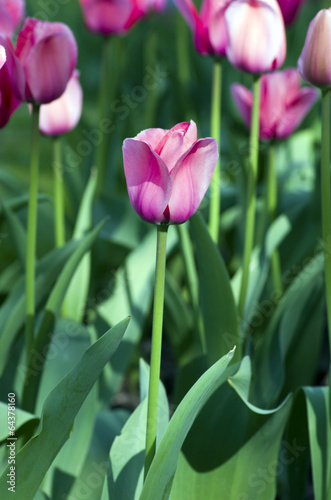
[96,36,111,196]
[266,143,283,294]
[144,224,168,479]
[238,74,261,318]
[321,89,331,495]
[208,58,222,244]
[26,104,40,362]
[53,137,65,248]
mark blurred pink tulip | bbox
[39,71,83,136]
[0,38,20,128]
[6,18,77,104]
[174,0,231,56]
[0,0,25,37]
[232,68,318,140]
[277,0,306,24]
[225,0,286,73]
[123,120,218,224]
[78,0,147,35]
[298,9,331,89]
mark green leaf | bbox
[0,317,130,500]
[0,403,36,442]
[63,169,98,322]
[189,213,240,364]
[139,348,236,500]
[1,202,27,270]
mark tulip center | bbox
[163,205,170,223]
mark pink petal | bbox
[157,120,197,171]
[123,138,172,224]
[277,0,305,24]
[231,83,252,129]
[276,87,318,139]
[135,127,168,150]
[79,0,139,34]
[174,0,199,31]
[168,138,218,224]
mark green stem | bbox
[26,104,40,362]
[95,36,111,196]
[53,137,65,248]
[144,224,168,479]
[208,58,222,244]
[321,90,331,497]
[238,74,261,318]
[267,143,283,293]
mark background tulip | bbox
[78,0,146,35]
[225,0,286,74]
[277,0,306,24]
[174,0,231,56]
[39,71,83,137]
[123,121,218,225]
[232,68,318,140]
[297,8,331,89]
[0,0,25,37]
[9,18,77,104]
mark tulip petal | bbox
[231,83,252,129]
[156,120,197,170]
[135,127,167,150]
[123,138,172,224]
[276,87,318,139]
[174,0,199,31]
[168,138,218,224]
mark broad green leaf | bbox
[139,348,235,500]
[0,317,130,500]
[63,169,97,322]
[189,212,240,364]
[0,403,36,441]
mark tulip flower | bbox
[39,71,83,136]
[0,0,25,37]
[297,9,331,89]
[0,40,20,128]
[78,0,147,35]
[7,18,77,104]
[232,68,318,140]
[123,120,218,224]
[225,0,286,74]
[174,0,231,56]
[277,0,306,24]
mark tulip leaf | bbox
[139,347,236,500]
[1,202,27,270]
[0,317,130,500]
[63,168,97,322]
[0,403,37,441]
[189,212,240,364]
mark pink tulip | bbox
[277,0,306,24]
[0,0,25,37]
[123,121,218,224]
[78,0,147,35]
[39,71,83,136]
[174,0,231,56]
[232,68,318,140]
[298,9,331,89]
[225,0,286,73]
[0,38,20,128]
[6,18,77,104]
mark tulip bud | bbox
[39,71,83,137]
[225,0,286,74]
[0,38,20,128]
[0,0,25,37]
[175,0,230,56]
[277,0,306,25]
[297,9,331,89]
[10,18,78,104]
[232,68,318,140]
[123,120,218,225]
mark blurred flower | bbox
[232,68,318,140]
[78,0,148,35]
[0,0,25,37]
[225,0,286,73]
[123,120,218,224]
[298,8,331,89]
[6,17,77,104]
[174,0,231,56]
[0,39,20,128]
[139,0,167,11]
[39,71,83,136]
[277,0,306,24]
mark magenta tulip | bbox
[123,121,218,224]
[174,0,231,56]
[0,0,25,37]
[6,18,77,104]
[78,0,147,35]
[232,68,318,140]
[39,71,83,137]
[225,0,286,73]
[298,9,331,89]
[277,0,306,24]
[0,38,20,128]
